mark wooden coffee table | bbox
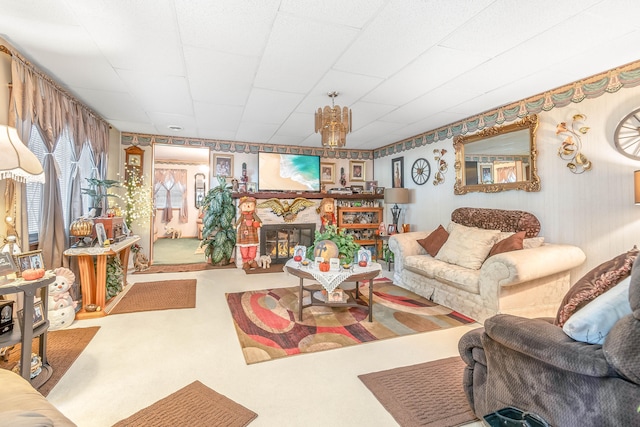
[285,261,381,322]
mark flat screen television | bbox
[258,152,321,192]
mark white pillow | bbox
[435,223,500,270]
[562,276,632,344]
[523,237,544,249]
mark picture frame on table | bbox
[327,288,345,303]
[238,183,247,193]
[350,161,365,182]
[375,186,385,195]
[365,180,377,193]
[321,163,335,184]
[14,250,44,277]
[387,224,397,235]
[357,248,372,266]
[246,182,257,193]
[17,300,46,331]
[392,157,404,188]
[95,222,107,247]
[213,154,234,178]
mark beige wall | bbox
[374,84,640,281]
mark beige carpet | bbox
[112,380,257,427]
[359,356,478,427]
[0,326,100,397]
[109,280,196,314]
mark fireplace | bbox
[260,223,316,264]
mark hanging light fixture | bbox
[315,91,352,150]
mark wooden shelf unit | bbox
[337,206,384,255]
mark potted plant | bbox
[306,225,360,262]
[200,176,237,266]
[81,177,121,217]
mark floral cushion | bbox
[435,223,500,270]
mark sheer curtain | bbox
[9,50,109,269]
[154,169,188,224]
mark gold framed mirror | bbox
[194,173,206,208]
[454,115,539,194]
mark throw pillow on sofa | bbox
[435,223,500,270]
[562,275,632,344]
[555,246,639,327]
[416,225,449,256]
[489,231,526,257]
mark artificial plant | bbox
[200,176,237,265]
[81,177,122,216]
[105,255,124,299]
[306,225,360,262]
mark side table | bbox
[0,274,56,387]
[285,260,381,322]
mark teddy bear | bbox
[47,267,78,331]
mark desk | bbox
[0,274,55,387]
[64,235,139,319]
[285,259,381,322]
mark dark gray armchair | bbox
[459,257,640,426]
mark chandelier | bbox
[315,91,352,149]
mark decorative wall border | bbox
[121,133,374,160]
[373,59,640,159]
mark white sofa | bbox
[388,208,586,323]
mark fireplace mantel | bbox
[232,192,383,200]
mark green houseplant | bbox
[306,225,360,262]
[81,177,121,216]
[200,176,237,265]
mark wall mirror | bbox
[195,173,206,208]
[454,115,540,194]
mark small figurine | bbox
[318,198,336,232]
[236,196,262,270]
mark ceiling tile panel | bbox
[174,0,280,56]
[71,88,149,122]
[116,70,193,116]
[253,13,360,93]
[241,89,305,125]
[194,102,243,133]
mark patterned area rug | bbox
[109,280,196,314]
[112,380,257,427]
[226,279,474,364]
[359,356,478,427]
[0,326,100,397]
[244,264,284,274]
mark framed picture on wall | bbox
[213,155,234,178]
[350,161,365,182]
[321,163,335,184]
[392,157,404,188]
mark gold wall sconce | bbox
[556,114,592,174]
[433,149,448,186]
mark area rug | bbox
[112,380,257,427]
[134,262,235,274]
[109,279,196,314]
[0,326,100,397]
[359,356,478,427]
[244,264,284,274]
[226,279,474,364]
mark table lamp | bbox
[384,188,410,233]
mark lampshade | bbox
[0,124,45,183]
[635,170,640,205]
[384,188,410,204]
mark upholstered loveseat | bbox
[388,208,586,322]
[458,250,640,426]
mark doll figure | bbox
[236,196,262,269]
[318,198,336,232]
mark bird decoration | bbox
[257,198,316,222]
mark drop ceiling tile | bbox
[241,89,305,125]
[174,0,280,56]
[71,88,149,122]
[276,112,314,137]
[194,102,243,133]
[235,122,280,143]
[109,120,156,135]
[116,70,193,116]
[279,0,385,28]
[254,13,359,93]
[185,46,259,105]
[302,70,384,110]
[334,0,494,78]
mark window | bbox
[26,127,95,243]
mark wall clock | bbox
[124,146,144,183]
[411,158,431,185]
[614,108,640,160]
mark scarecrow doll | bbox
[236,196,262,269]
[318,198,336,232]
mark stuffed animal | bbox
[48,267,78,331]
[134,251,150,272]
[164,226,182,239]
[259,255,272,269]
